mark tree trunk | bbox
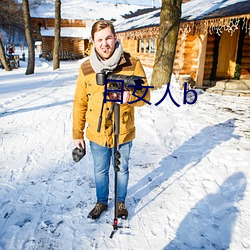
[151,0,182,89]
[53,0,61,70]
[22,0,35,75]
[0,37,11,71]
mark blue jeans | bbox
[90,141,132,205]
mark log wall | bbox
[41,37,87,58]
[120,38,156,68]
[32,18,86,29]
[240,35,250,79]
[173,34,185,74]
[173,33,199,83]
[203,34,216,82]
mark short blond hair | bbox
[91,20,116,40]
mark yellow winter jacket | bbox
[72,52,150,148]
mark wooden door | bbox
[216,30,239,78]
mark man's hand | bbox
[74,139,85,149]
[115,90,130,104]
[122,90,130,104]
[72,139,86,162]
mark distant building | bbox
[31,18,92,60]
[30,1,150,60]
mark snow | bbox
[89,0,161,7]
[182,0,249,21]
[115,9,160,32]
[0,49,250,250]
[40,27,92,39]
[30,0,152,20]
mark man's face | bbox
[93,27,117,60]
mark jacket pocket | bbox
[120,105,135,134]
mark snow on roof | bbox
[40,27,91,39]
[30,0,151,20]
[115,0,250,32]
[114,8,160,33]
[182,0,250,21]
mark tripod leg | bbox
[111,103,121,237]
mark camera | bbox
[72,146,86,162]
[96,70,145,100]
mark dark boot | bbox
[87,202,108,220]
[117,202,128,219]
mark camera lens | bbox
[108,92,121,100]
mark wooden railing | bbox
[46,51,83,61]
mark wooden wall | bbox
[134,53,156,68]
[173,35,185,74]
[120,32,201,82]
[176,35,198,79]
[203,33,216,84]
[121,39,137,54]
[240,34,250,79]
[172,33,200,85]
[32,18,86,29]
[31,18,87,42]
[120,38,156,68]
[41,36,87,58]
[41,37,53,57]
[203,29,250,83]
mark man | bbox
[72,20,150,220]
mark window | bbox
[137,38,156,54]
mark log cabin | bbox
[30,1,151,61]
[31,18,92,60]
[115,0,250,94]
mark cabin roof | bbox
[115,0,250,32]
[182,0,250,21]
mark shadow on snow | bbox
[128,118,240,213]
[127,118,243,248]
[0,100,73,117]
[164,172,247,249]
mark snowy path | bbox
[0,59,250,249]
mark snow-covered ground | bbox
[0,50,250,250]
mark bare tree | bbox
[0,0,23,71]
[0,0,24,37]
[22,0,35,75]
[0,37,11,71]
[29,0,47,8]
[151,0,182,89]
[53,0,61,70]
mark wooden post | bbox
[144,38,146,54]
[139,39,142,53]
[195,32,207,87]
[149,39,152,53]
